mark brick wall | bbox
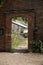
[0,13,5,51]
[0,0,43,51]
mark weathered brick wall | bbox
[37,10,43,41]
[0,0,43,51]
[4,14,11,51]
[0,13,5,51]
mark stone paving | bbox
[0,52,43,65]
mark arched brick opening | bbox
[5,11,34,52]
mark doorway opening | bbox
[11,16,28,51]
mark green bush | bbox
[32,40,41,52]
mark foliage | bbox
[12,17,28,49]
[32,40,43,52]
[12,17,28,24]
[17,17,23,21]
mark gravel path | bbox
[0,52,43,65]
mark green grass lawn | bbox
[11,31,26,49]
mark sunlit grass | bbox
[11,31,26,49]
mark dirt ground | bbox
[0,52,43,65]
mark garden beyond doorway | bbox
[11,16,28,50]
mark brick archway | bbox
[5,11,34,51]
